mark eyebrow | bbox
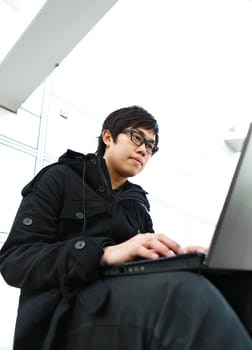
[133,128,156,144]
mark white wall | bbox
[0,257,18,350]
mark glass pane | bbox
[0,144,36,233]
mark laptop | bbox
[101,123,252,277]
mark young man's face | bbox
[102,127,156,188]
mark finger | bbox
[137,246,160,260]
[155,233,185,254]
[143,236,178,257]
[184,245,208,254]
[136,246,178,260]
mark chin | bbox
[121,165,143,178]
[128,169,142,178]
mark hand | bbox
[183,245,209,254]
[100,233,185,266]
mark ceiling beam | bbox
[0,0,118,113]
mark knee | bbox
[162,271,224,307]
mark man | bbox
[0,106,251,349]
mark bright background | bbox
[1,0,252,349]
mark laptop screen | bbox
[206,123,252,270]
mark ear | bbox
[101,129,113,146]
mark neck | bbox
[103,158,127,190]
[109,168,127,190]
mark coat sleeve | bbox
[0,164,113,291]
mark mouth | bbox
[130,157,143,166]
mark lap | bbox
[60,271,252,350]
[72,272,218,326]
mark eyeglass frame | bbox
[121,128,159,155]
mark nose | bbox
[136,142,147,155]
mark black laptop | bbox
[101,123,252,277]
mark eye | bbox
[131,132,143,145]
[146,142,154,153]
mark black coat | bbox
[0,150,154,349]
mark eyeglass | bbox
[121,129,158,155]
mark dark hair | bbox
[96,105,159,156]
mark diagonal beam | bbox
[0,0,118,112]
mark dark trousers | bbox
[60,271,252,349]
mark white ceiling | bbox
[0,0,252,154]
[50,0,252,132]
[0,0,118,112]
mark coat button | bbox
[74,240,86,250]
[23,217,33,226]
[75,212,84,220]
[90,158,97,165]
[98,185,105,193]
